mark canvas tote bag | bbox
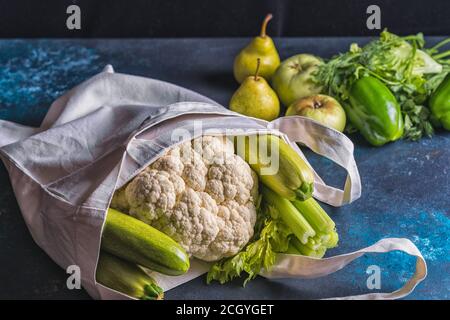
[0,66,426,300]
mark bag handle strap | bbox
[268,116,361,206]
[261,238,427,300]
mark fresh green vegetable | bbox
[286,242,302,254]
[96,251,164,300]
[266,188,339,252]
[291,196,338,252]
[101,208,190,276]
[429,73,450,130]
[207,187,339,285]
[262,186,315,244]
[206,208,292,285]
[290,237,326,258]
[238,134,314,201]
[346,76,404,146]
[324,230,339,248]
[315,29,450,141]
[291,198,335,234]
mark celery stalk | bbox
[304,237,322,251]
[323,230,339,248]
[314,232,331,245]
[292,198,335,233]
[290,237,326,258]
[285,243,302,255]
[262,186,315,244]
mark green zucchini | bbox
[101,208,190,276]
[96,251,164,300]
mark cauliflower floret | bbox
[125,169,184,223]
[194,135,235,165]
[207,156,254,205]
[112,136,258,262]
[152,146,184,175]
[181,150,208,191]
[208,201,257,260]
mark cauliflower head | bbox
[111,136,258,261]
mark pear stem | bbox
[313,101,322,108]
[254,58,261,81]
[260,13,273,38]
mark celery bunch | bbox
[207,186,338,285]
[263,187,338,258]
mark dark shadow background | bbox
[0,0,449,38]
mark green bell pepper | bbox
[429,73,450,131]
[345,76,404,146]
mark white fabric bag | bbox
[0,66,426,300]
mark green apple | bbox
[272,54,323,106]
[286,94,347,132]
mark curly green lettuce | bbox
[315,29,450,141]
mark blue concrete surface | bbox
[0,38,448,299]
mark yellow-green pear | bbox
[230,58,280,121]
[233,14,280,84]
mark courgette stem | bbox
[142,284,164,300]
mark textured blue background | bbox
[0,38,448,299]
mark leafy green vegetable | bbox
[206,204,292,286]
[315,29,450,141]
[207,188,339,286]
